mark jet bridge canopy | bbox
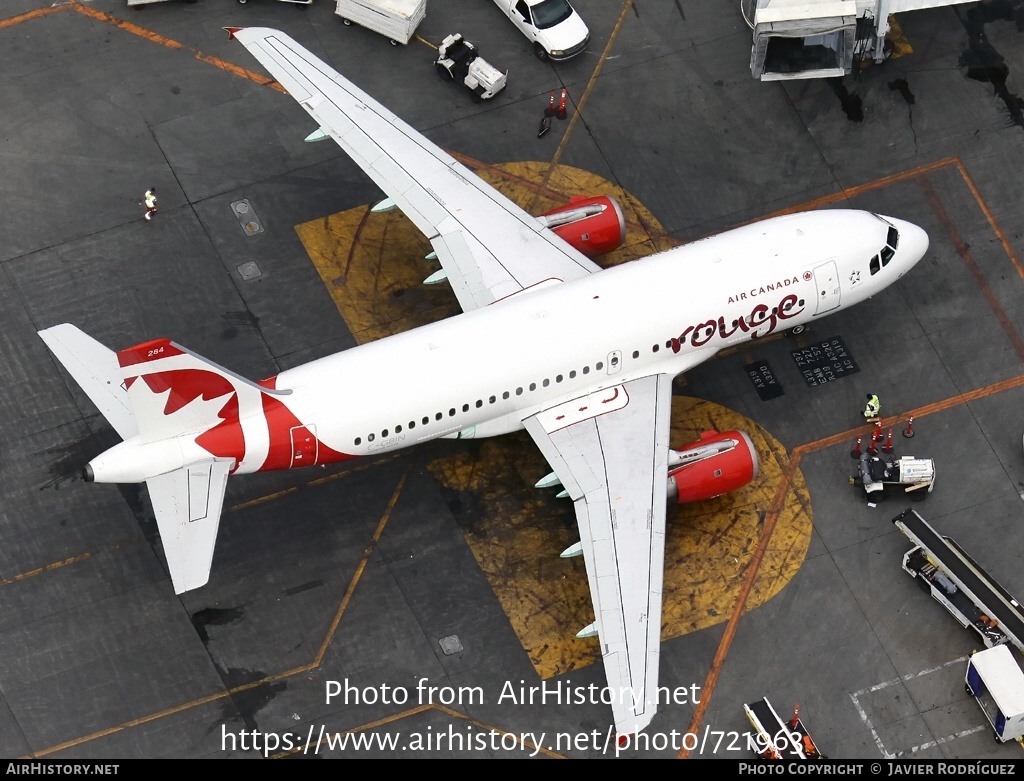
[744,0,978,81]
[748,0,856,81]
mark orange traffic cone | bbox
[556,88,568,120]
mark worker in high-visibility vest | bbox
[144,187,158,221]
[863,393,880,420]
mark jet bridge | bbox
[742,0,973,81]
[893,509,1024,652]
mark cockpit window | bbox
[880,246,895,267]
[870,254,881,276]
[887,226,899,250]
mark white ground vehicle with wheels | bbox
[434,34,507,100]
[491,0,589,61]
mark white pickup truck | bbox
[491,0,590,61]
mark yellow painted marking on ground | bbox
[226,431,405,514]
[0,538,144,588]
[429,398,811,679]
[680,445,804,758]
[679,159,1024,756]
[953,158,1024,285]
[887,17,914,59]
[9,4,1018,755]
[297,167,812,679]
[29,688,236,758]
[295,163,674,347]
[535,0,636,206]
[71,4,285,93]
[762,156,959,219]
[74,4,185,48]
[313,470,408,666]
[0,4,66,29]
[230,486,298,512]
[28,471,409,759]
[305,452,404,487]
[0,552,93,586]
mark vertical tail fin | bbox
[117,337,273,445]
[39,326,268,594]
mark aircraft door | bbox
[607,350,622,375]
[290,425,319,468]
[812,260,841,315]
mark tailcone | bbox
[87,438,186,484]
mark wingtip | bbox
[224,26,244,40]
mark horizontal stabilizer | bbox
[38,324,139,440]
[146,458,232,594]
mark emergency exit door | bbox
[290,425,318,468]
[813,260,841,314]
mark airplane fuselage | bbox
[271,209,922,460]
[86,209,925,483]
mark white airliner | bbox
[38,27,928,738]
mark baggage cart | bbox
[335,0,426,45]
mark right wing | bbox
[523,373,673,736]
[229,27,601,312]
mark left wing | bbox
[523,373,672,736]
[229,27,601,312]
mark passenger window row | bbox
[353,289,822,447]
[354,359,611,446]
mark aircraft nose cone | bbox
[897,219,929,266]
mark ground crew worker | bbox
[863,393,880,420]
[144,187,157,221]
[802,733,818,757]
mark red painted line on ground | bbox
[918,175,1024,363]
[0,4,65,29]
[73,3,285,92]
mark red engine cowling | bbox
[537,195,626,258]
[667,430,759,504]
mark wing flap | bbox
[231,27,601,313]
[524,374,672,735]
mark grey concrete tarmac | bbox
[2,0,1023,759]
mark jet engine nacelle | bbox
[537,195,627,258]
[666,430,759,504]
